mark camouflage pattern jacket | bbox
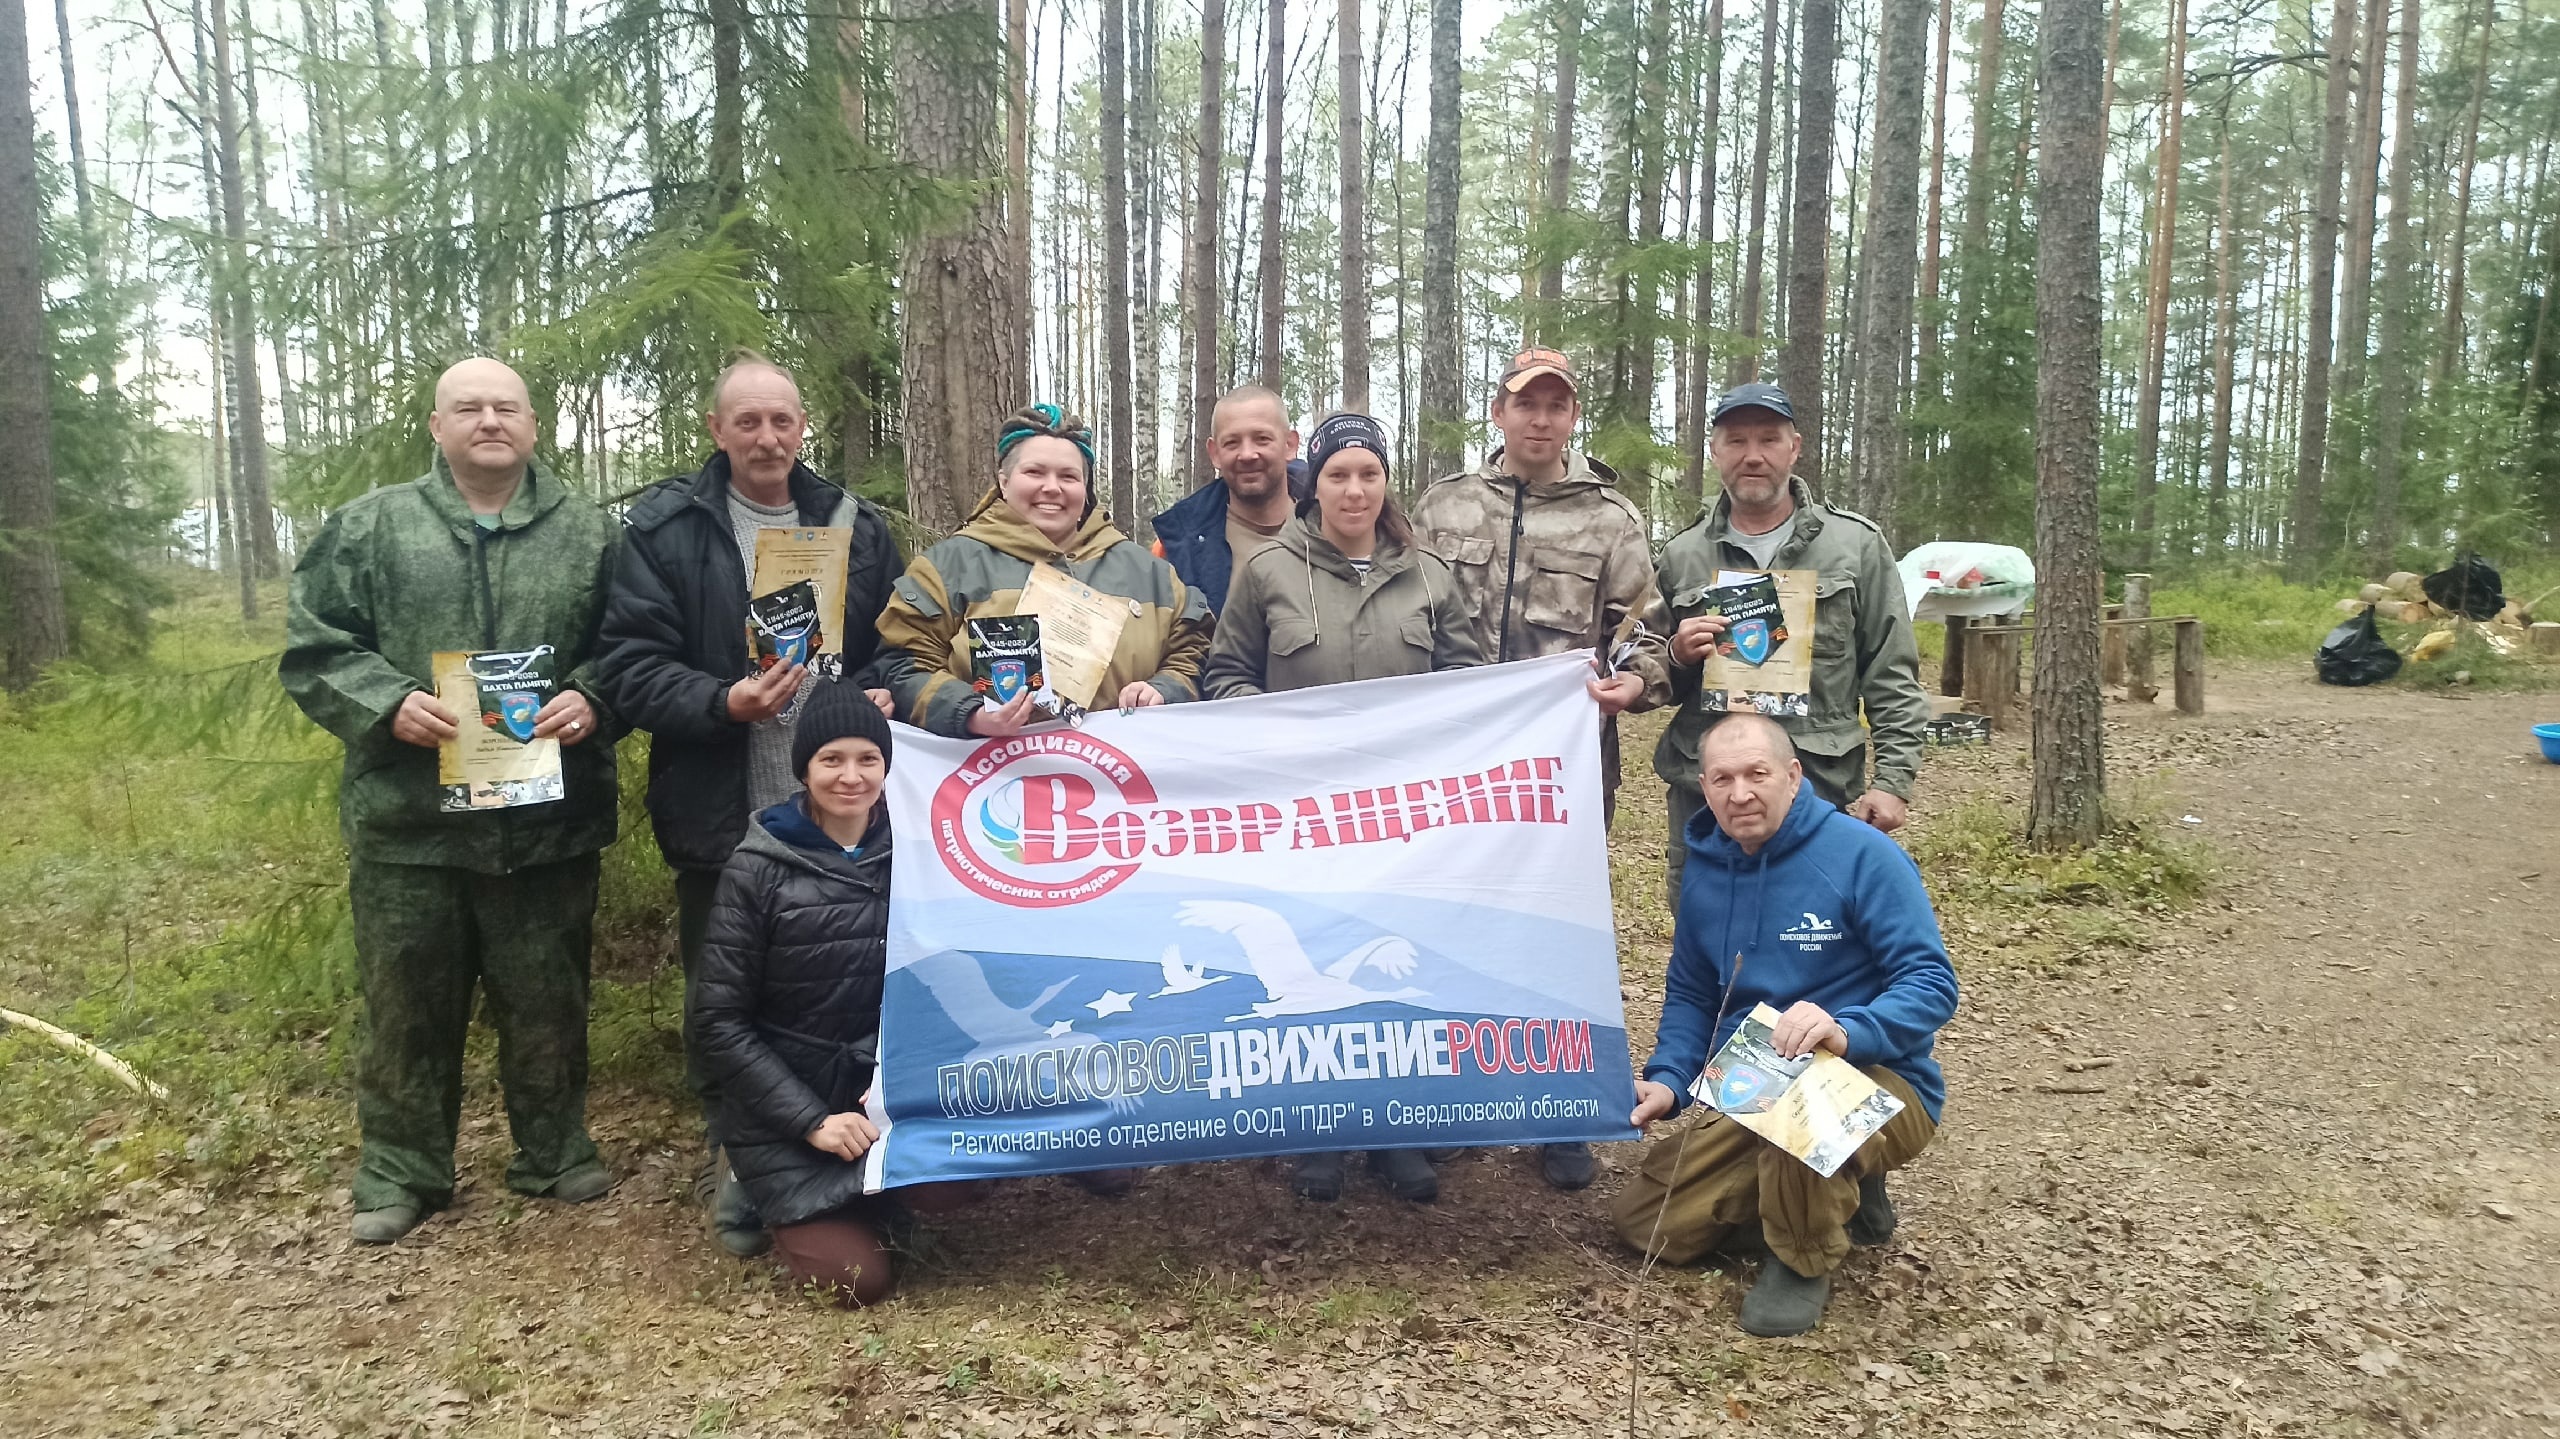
[1409,449,1672,705]
[1645,478,1930,798]
[281,459,622,874]
[872,491,1213,736]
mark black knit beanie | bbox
[1303,411,1392,494]
[791,677,894,778]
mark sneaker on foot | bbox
[351,1203,424,1245]
[1539,1141,1597,1191]
[547,1161,614,1204]
[1846,1173,1897,1247]
[1291,1152,1346,1202]
[1370,1149,1439,1203]
[1069,1167,1136,1198]
[1737,1258,1832,1337]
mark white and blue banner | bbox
[862,652,1640,1190]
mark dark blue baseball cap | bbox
[1712,382,1797,426]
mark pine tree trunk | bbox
[2434,0,2494,389]
[1779,0,1835,492]
[1953,0,2004,364]
[1258,0,1285,388]
[1134,0,1162,497]
[1681,0,1723,497]
[1191,0,1225,485]
[1535,0,1579,334]
[2287,0,2355,580]
[0,0,67,686]
[2205,119,2237,559]
[1625,0,1674,439]
[1733,0,1777,383]
[2029,0,2106,850]
[1339,0,1370,412]
[208,0,279,579]
[2334,0,2386,421]
[1102,0,1138,530]
[1419,0,1464,478]
[1008,0,1033,386]
[50,0,103,294]
[2130,0,2186,564]
[2367,0,2419,565]
[1848,0,1927,531]
[896,0,1022,532]
[1917,0,1950,372]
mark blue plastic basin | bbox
[2537,723,2560,763]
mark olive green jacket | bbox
[281,459,623,874]
[1646,478,1930,799]
[873,492,1213,735]
[1200,514,1484,697]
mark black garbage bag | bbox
[2316,608,2403,686]
[2421,552,2505,620]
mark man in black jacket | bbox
[597,353,901,1257]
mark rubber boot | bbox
[1292,1152,1346,1202]
[1539,1141,1597,1190]
[713,1161,770,1258]
[1846,1173,1897,1247]
[1369,1149,1439,1203]
[351,1203,424,1245]
[1737,1257,1832,1337]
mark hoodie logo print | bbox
[1778,912,1838,949]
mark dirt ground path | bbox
[4,665,2556,1438]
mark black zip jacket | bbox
[691,799,893,1228]
[596,454,901,870]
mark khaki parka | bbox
[1201,513,1484,697]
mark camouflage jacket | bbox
[281,459,622,874]
[1410,450,1671,709]
[1644,478,1930,798]
[872,491,1213,736]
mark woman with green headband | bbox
[873,404,1213,744]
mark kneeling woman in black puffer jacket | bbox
[690,678,968,1303]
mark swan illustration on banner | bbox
[1174,900,1428,1021]
[905,948,1079,1058]
[1149,944,1232,998]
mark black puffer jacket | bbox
[691,797,893,1227]
[596,454,902,870]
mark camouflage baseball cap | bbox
[1498,346,1580,395]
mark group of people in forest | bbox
[280,344,1957,1338]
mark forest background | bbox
[6,0,2560,676]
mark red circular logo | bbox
[928,733,1162,907]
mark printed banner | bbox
[863,652,1640,1190]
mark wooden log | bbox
[2373,599,2413,623]
[2174,619,2205,715]
[2531,622,2560,658]
[2384,569,2422,594]
[2335,597,2370,616]
[2359,582,2390,603]
[2101,618,2126,687]
[1966,628,2021,730]
[2396,572,2429,603]
[2124,573,2156,701]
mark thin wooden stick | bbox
[1,1008,172,1101]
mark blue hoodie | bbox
[1643,778,1960,1121]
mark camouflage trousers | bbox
[1611,1065,1934,1277]
[348,854,602,1212]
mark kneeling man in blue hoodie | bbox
[1614,714,1959,1337]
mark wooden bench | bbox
[1944,614,2204,729]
